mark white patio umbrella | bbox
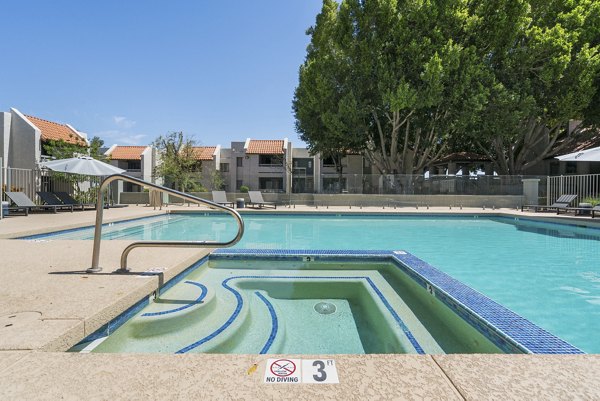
[555,146,600,162]
[41,156,125,176]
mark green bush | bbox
[582,197,600,206]
[240,185,249,193]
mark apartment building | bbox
[1,108,88,170]
[104,145,157,197]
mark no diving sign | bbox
[264,358,339,384]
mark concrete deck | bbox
[1,205,599,400]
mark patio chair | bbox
[36,192,74,212]
[521,194,577,213]
[212,191,234,207]
[5,191,65,215]
[560,204,600,217]
[54,192,96,210]
[247,191,277,209]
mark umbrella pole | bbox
[88,185,105,273]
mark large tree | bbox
[294,0,363,190]
[294,0,489,175]
[466,0,600,174]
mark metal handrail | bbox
[89,173,244,273]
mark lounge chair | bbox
[559,204,600,217]
[212,191,234,207]
[54,192,96,210]
[248,191,277,209]
[521,194,577,213]
[36,192,74,212]
[5,191,66,215]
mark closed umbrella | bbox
[41,156,125,176]
[556,146,600,162]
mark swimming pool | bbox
[30,213,600,353]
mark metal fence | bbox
[547,174,600,205]
[317,174,546,197]
[1,167,102,205]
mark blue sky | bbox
[0,1,322,147]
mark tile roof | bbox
[25,115,87,146]
[109,146,147,160]
[246,140,284,155]
[192,146,216,160]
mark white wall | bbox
[8,108,40,170]
[0,112,11,169]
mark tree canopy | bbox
[152,131,204,192]
[294,0,600,175]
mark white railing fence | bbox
[547,174,600,205]
[1,167,102,204]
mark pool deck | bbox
[1,205,599,400]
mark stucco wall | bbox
[0,112,11,169]
[8,109,40,170]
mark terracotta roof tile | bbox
[25,115,87,146]
[192,146,216,160]
[246,140,284,155]
[109,146,147,160]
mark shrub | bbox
[240,185,249,193]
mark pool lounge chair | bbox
[36,192,74,212]
[5,191,66,215]
[212,191,234,207]
[54,192,96,210]
[558,204,600,217]
[248,191,277,209]
[521,194,577,213]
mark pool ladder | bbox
[88,173,244,273]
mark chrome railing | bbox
[89,173,244,273]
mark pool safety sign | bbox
[264,358,339,384]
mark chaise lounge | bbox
[211,191,234,208]
[54,192,96,210]
[521,194,577,213]
[36,192,74,212]
[248,191,277,209]
[5,191,68,215]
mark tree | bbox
[153,132,203,192]
[294,0,489,175]
[294,0,363,191]
[466,0,600,174]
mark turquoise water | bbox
[42,213,600,353]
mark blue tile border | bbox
[175,274,424,354]
[74,255,209,347]
[255,291,278,354]
[141,281,207,317]
[17,214,170,240]
[211,249,583,354]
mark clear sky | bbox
[0,1,322,147]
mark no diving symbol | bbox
[270,359,296,377]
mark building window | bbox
[323,156,336,167]
[236,180,243,190]
[220,163,229,172]
[127,160,141,171]
[236,157,243,167]
[259,154,283,166]
[259,177,283,192]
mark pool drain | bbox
[314,302,336,315]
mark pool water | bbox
[88,258,503,355]
[37,213,600,353]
